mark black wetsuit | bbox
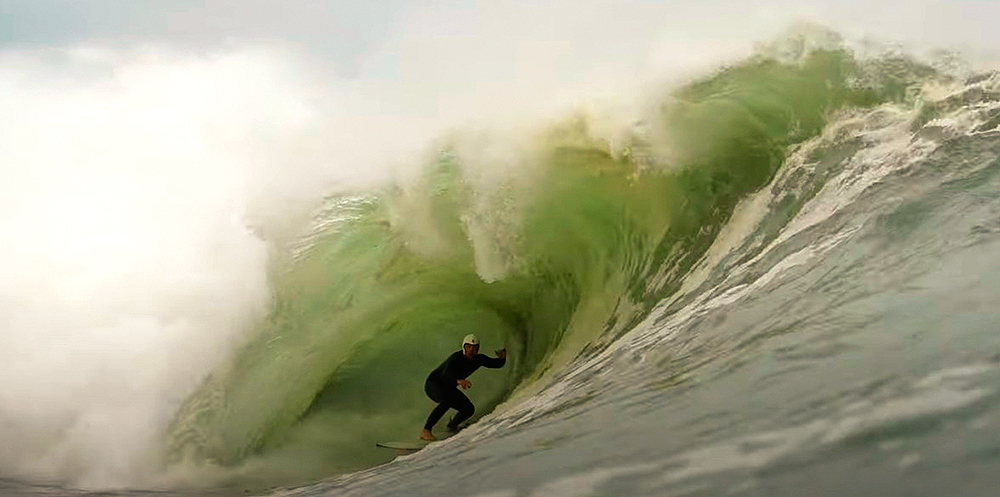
[424,350,506,431]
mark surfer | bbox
[420,334,507,441]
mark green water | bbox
[165,33,938,488]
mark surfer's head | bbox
[462,334,480,358]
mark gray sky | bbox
[0,0,410,76]
[2,0,998,80]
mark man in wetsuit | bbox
[420,334,507,441]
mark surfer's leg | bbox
[423,380,450,430]
[446,390,474,430]
[424,402,450,430]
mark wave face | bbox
[160,30,1000,495]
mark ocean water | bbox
[6,31,1000,497]
[263,63,1000,496]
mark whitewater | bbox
[3,26,1000,497]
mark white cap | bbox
[462,334,480,346]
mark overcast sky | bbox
[2,0,998,80]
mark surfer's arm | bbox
[478,352,506,368]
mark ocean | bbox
[6,29,1000,497]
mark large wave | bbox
[164,28,948,488]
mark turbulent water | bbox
[10,30,1000,496]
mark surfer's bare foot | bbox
[420,429,436,441]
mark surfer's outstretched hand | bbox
[496,348,507,360]
[458,379,472,389]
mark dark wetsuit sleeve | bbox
[476,354,506,369]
